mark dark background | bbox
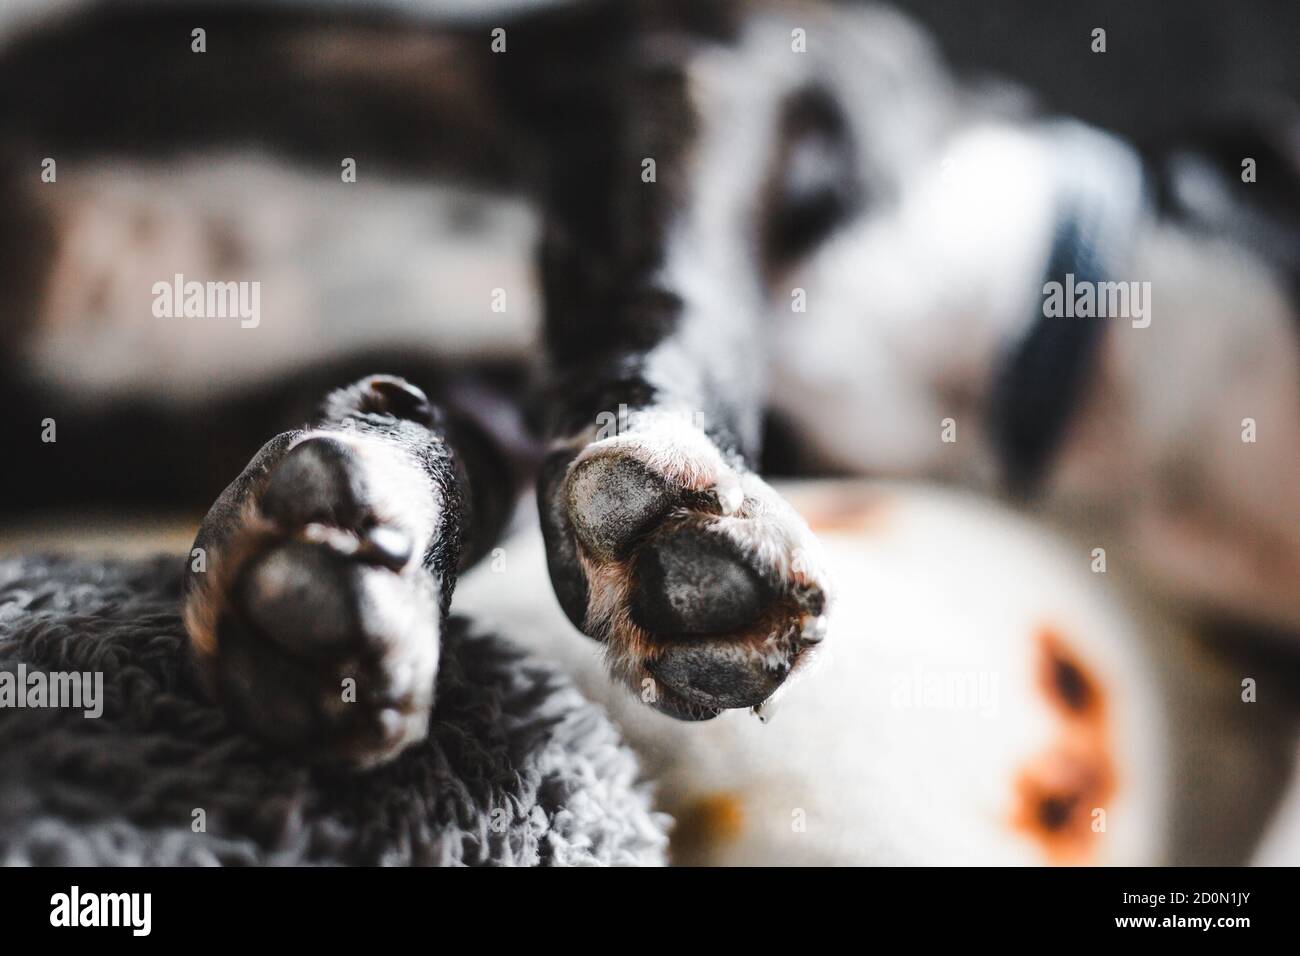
[894,0,1300,141]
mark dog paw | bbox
[539,418,832,720]
[184,377,459,767]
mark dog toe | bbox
[234,541,361,660]
[631,523,771,635]
[566,453,674,559]
[258,437,366,530]
[647,638,790,711]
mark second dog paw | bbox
[540,419,832,720]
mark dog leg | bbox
[535,21,841,720]
[183,374,516,767]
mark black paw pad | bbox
[232,541,361,660]
[258,438,365,530]
[648,642,789,711]
[631,524,771,635]
[566,455,674,560]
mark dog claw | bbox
[752,694,781,724]
[801,615,829,645]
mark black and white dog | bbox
[2,0,1297,780]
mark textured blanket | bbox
[0,555,667,866]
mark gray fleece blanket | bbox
[0,555,667,866]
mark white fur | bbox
[771,123,1058,480]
